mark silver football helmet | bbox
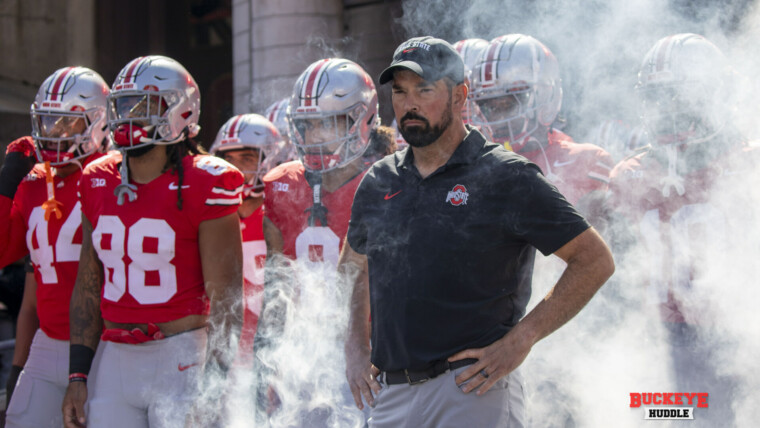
[454,38,494,135]
[107,55,201,149]
[637,33,728,146]
[454,38,490,78]
[210,114,282,198]
[288,58,379,172]
[30,66,110,166]
[264,97,297,165]
[470,34,562,151]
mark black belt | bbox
[382,358,478,385]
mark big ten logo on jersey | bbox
[272,181,289,192]
[197,156,232,176]
[295,227,340,266]
[26,202,82,284]
[92,216,177,304]
[243,240,266,285]
[91,178,106,188]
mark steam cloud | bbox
[397,0,760,426]
[220,1,760,426]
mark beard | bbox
[399,98,452,148]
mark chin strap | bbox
[41,161,63,221]
[304,171,328,227]
[660,144,685,198]
[114,149,138,205]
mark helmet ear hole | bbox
[181,111,192,119]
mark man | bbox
[254,57,392,426]
[608,34,755,426]
[0,66,110,427]
[341,36,614,427]
[209,113,282,364]
[61,55,244,428]
[470,34,614,208]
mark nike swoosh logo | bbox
[384,190,402,200]
[169,183,191,190]
[178,363,199,372]
[552,159,577,168]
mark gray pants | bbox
[86,328,207,428]
[369,365,525,428]
[5,330,67,428]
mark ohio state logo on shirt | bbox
[446,184,469,206]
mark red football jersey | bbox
[519,129,614,205]
[0,139,103,340]
[79,152,243,324]
[237,205,266,362]
[609,143,759,324]
[263,161,365,265]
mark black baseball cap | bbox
[379,36,465,85]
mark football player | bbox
[263,97,298,166]
[470,34,614,207]
[0,66,110,427]
[254,57,393,426]
[608,33,756,426]
[209,113,282,365]
[61,56,244,428]
[454,38,495,142]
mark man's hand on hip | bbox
[448,327,534,396]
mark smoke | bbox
[397,0,757,139]
[395,0,760,426]
[236,254,366,428]
[207,1,760,426]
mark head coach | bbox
[338,36,615,427]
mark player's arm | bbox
[63,214,103,428]
[252,215,286,354]
[6,271,39,407]
[339,240,379,410]
[251,215,287,416]
[199,212,243,377]
[0,138,36,266]
[262,216,284,256]
[451,227,615,395]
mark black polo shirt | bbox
[347,127,590,371]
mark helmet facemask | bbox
[291,102,369,172]
[31,109,99,165]
[220,147,267,198]
[210,113,282,197]
[474,85,536,150]
[638,82,724,147]
[107,90,183,150]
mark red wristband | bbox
[68,372,88,383]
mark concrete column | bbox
[66,0,96,68]
[232,0,343,115]
[343,2,403,125]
